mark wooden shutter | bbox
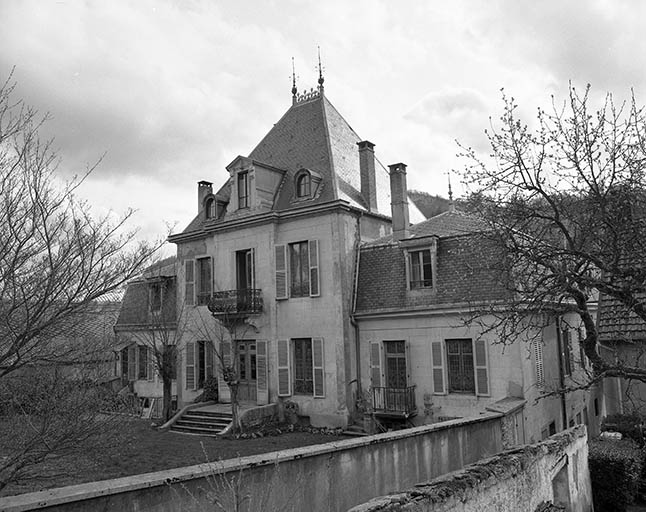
[185,341,195,390]
[474,338,489,396]
[309,240,320,297]
[275,245,288,299]
[128,345,137,381]
[218,341,232,402]
[205,342,214,380]
[277,339,291,396]
[369,341,382,387]
[405,340,412,386]
[185,260,195,306]
[312,337,325,398]
[249,248,255,288]
[147,347,154,381]
[256,339,269,405]
[431,341,446,395]
[534,339,545,387]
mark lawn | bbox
[0,417,346,497]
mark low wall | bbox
[349,424,592,512]
[0,414,503,512]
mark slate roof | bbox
[597,293,646,342]
[180,92,424,235]
[355,211,509,313]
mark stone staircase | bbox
[343,423,369,437]
[170,409,233,436]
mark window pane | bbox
[289,241,309,297]
[138,346,147,379]
[238,172,249,208]
[293,338,313,394]
[446,339,475,393]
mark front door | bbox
[237,341,257,402]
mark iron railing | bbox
[372,385,417,416]
[207,289,263,315]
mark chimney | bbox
[388,163,410,240]
[198,180,213,212]
[357,140,377,212]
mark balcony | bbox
[372,385,417,418]
[207,289,263,317]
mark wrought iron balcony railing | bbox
[207,289,263,316]
[372,385,417,417]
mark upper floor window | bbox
[205,197,217,219]
[238,172,249,209]
[149,283,162,313]
[446,338,475,393]
[296,173,311,198]
[196,257,212,305]
[431,338,489,396]
[409,249,432,289]
[289,241,310,297]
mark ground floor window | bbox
[293,338,313,394]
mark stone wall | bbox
[0,414,504,512]
[348,424,592,512]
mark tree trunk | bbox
[162,377,173,422]
[230,383,241,433]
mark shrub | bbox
[602,414,644,445]
[203,377,219,402]
[589,438,643,511]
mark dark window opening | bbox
[296,173,311,198]
[197,257,212,305]
[289,241,310,297]
[238,172,249,209]
[409,249,432,289]
[384,341,407,388]
[205,197,217,219]
[138,345,148,380]
[150,283,162,313]
[293,338,313,395]
[446,339,475,394]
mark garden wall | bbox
[0,414,503,512]
[349,424,592,512]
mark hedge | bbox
[589,438,643,512]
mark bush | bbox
[589,438,643,511]
[203,376,218,402]
[602,414,644,445]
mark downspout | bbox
[350,212,364,403]
[556,316,568,430]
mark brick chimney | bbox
[388,163,410,240]
[357,140,377,212]
[198,180,213,212]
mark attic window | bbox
[205,197,216,219]
[296,172,311,198]
[238,172,249,209]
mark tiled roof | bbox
[355,230,510,313]
[115,277,177,328]
[179,92,424,234]
[598,293,646,342]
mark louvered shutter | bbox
[431,341,446,395]
[405,340,412,386]
[312,337,325,398]
[147,347,154,381]
[275,245,288,299]
[185,341,195,390]
[309,240,320,297]
[205,342,214,380]
[128,345,137,381]
[185,260,195,306]
[474,338,489,396]
[277,339,291,396]
[369,341,382,387]
[256,340,268,404]
[534,340,545,387]
[218,341,232,402]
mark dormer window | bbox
[150,282,163,313]
[296,172,311,198]
[205,197,216,219]
[409,249,432,289]
[238,172,249,209]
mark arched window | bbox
[205,197,216,219]
[296,172,311,198]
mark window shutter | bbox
[312,337,325,398]
[369,341,382,388]
[474,338,489,396]
[185,260,195,306]
[256,340,269,405]
[185,341,195,390]
[275,245,288,300]
[431,341,445,395]
[405,340,413,386]
[205,342,214,380]
[309,240,320,297]
[534,339,545,387]
[128,345,137,381]
[249,248,255,288]
[277,339,291,396]
[147,347,154,381]
[218,341,232,402]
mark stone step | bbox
[185,410,233,419]
[170,424,223,436]
[174,418,229,429]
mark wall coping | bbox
[0,413,502,511]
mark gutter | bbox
[350,211,364,402]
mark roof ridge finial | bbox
[317,46,325,92]
[447,171,455,212]
[291,57,298,105]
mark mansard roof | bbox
[178,90,424,236]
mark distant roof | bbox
[143,256,177,278]
[179,91,425,235]
[598,293,646,342]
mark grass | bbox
[0,417,346,497]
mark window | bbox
[138,345,148,380]
[384,341,407,388]
[205,197,216,219]
[296,173,311,198]
[196,257,212,305]
[534,339,545,387]
[289,241,310,297]
[561,327,573,377]
[150,283,162,313]
[237,171,249,209]
[293,338,313,394]
[185,260,195,306]
[446,339,475,393]
[276,241,320,299]
[185,340,213,390]
[409,249,432,289]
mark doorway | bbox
[237,341,257,402]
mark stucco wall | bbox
[348,424,592,512]
[0,414,504,512]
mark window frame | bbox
[403,238,437,292]
[149,282,163,314]
[196,256,212,306]
[292,338,314,395]
[289,241,310,298]
[296,172,311,198]
[446,338,476,394]
[237,171,249,209]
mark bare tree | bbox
[459,84,646,392]
[0,71,160,491]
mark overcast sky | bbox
[2,0,645,249]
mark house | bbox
[353,203,603,442]
[113,257,178,417]
[168,79,424,428]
